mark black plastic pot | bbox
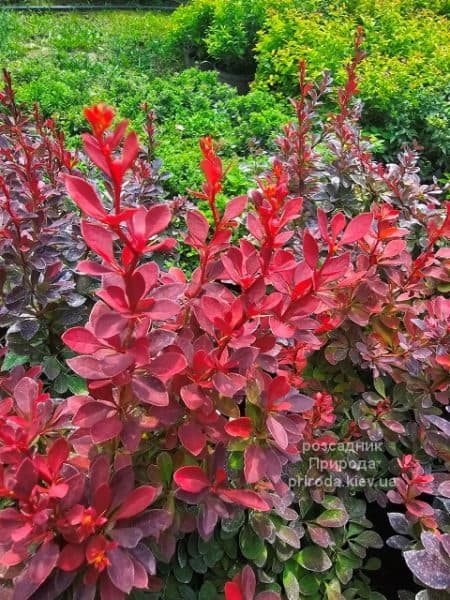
[183,48,253,95]
[183,47,197,68]
[217,69,252,95]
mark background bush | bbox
[0,0,448,192]
[167,0,449,176]
[254,0,450,175]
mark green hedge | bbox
[254,1,450,174]
[167,0,449,175]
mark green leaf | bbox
[336,555,354,585]
[187,532,199,557]
[298,573,320,595]
[298,496,314,519]
[239,525,267,565]
[2,352,28,371]
[198,538,224,566]
[363,557,381,571]
[325,578,343,600]
[173,564,193,584]
[348,541,367,559]
[199,581,218,600]
[277,525,301,548]
[157,452,173,485]
[189,556,207,574]
[177,542,187,568]
[283,564,300,600]
[222,510,245,534]
[179,584,197,600]
[347,523,365,538]
[321,496,346,511]
[66,374,88,394]
[354,531,383,549]
[43,356,61,380]
[338,550,362,569]
[373,377,386,398]
[295,547,332,573]
[250,513,276,540]
[228,451,244,471]
[315,509,348,528]
[343,496,366,519]
[53,373,69,394]
[222,536,238,559]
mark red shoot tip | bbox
[84,103,116,137]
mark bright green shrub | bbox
[168,0,217,61]
[169,0,281,71]
[204,0,268,71]
[139,69,289,195]
[254,0,450,173]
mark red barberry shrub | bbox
[0,70,87,390]
[0,34,449,600]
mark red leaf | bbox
[147,299,180,320]
[383,419,406,434]
[14,377,38,416]
[97,285,129,314]
[82,135,110,174]
[107,547,135,594]
[436,354,450,370]
[219,488,270,511]
[186,211,209,246]
[122,131,139,171]
[266,414,288,449]
[180,384,209,410]
[212,372,246,397]
[28,541,59,585]
[148,353,187,382]
[173,466,211,493]
[64,174,106,221]
[67,354,133,380]
[48,438,69,475]
[178,422,206,456]
[303,230,319,269]
[406,499,434,518]
[131,375,169,406]
[81,221,116,266]
[73,402,110,428]
[317,208,329,242]
[224,417,253,438]
[318,253,350,283]
[146,204,171,239]
[91,415,123,444]
[384,239,406,258]
[339,212,373,245]
[330,212,346,240]
[224,582,244,600]
[57,544,85,572]
[93,311,129,339]
[223,195,248,221]
[126,272,146,310]
[114,486,158,520]
[62,327,103,354]
[244,445,265,484]
[77,260,114,277]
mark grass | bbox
[0,9,291,196]
[0,11,181,132]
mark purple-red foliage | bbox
[0,36,449,598]
[0,70,86,365]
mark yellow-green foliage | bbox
[169,0,278,69]
[254,0,450,171]
[255,1,449,99]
